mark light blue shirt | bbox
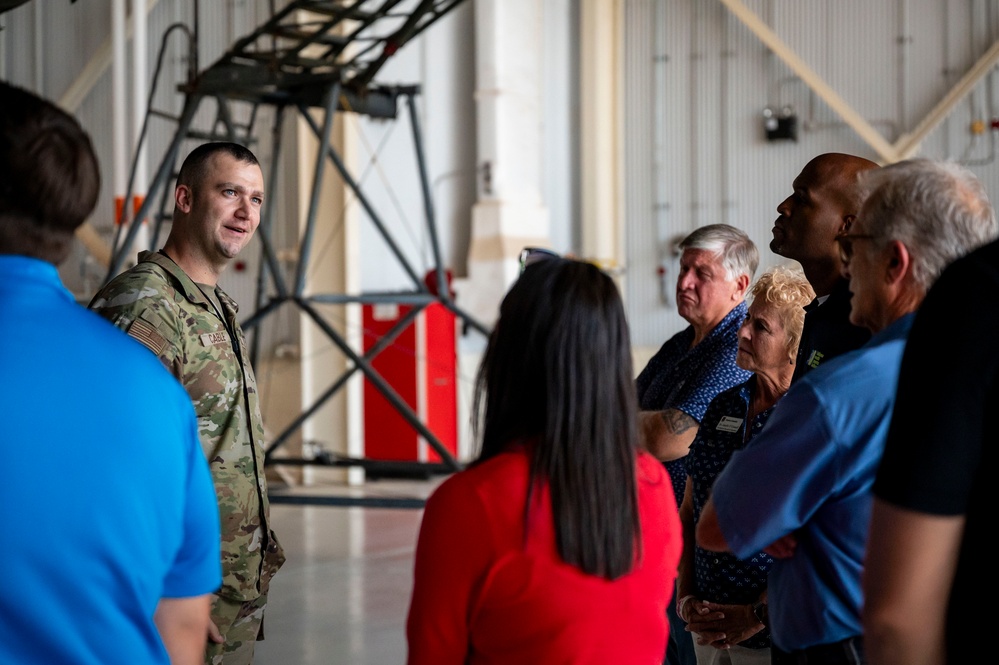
[0,255,221,664]
[709,313,915,652]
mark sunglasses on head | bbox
[518,247,561,274]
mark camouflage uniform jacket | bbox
[89,250,285,601]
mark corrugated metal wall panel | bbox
[623,0,999,351]
[624,0,672,349]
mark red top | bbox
[406,445,681,665]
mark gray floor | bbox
[255,477,441,665]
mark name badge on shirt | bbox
[200,330,229,347]
[715,416,743,432]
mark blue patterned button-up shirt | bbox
[635,302,752,505]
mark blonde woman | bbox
[675,265,814,665]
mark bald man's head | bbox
[772,153,879,295]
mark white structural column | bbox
[131,0,149,251]
[66,0,161,269]
[129,0,147,194]
[111,0,127,215]
[458,0,550,328]
[579,0,623,270]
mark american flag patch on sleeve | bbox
[127,318,168,357]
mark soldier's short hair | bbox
[0,81,101,264]
[177,142,260,191]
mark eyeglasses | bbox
[518,247,560,274]
[834,231,876,264]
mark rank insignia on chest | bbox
[200,330,229,347]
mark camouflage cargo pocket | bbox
[258,529,285,595]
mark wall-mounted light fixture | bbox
[763,105,798,142]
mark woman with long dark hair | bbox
[406,257,683,664]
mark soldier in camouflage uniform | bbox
[89,142,285,665]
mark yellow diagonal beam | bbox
[720,0,900,164]
[894,39,999,159]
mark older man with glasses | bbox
[696,158,997,665]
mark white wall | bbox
[4,0,996,469]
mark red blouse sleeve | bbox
[406,472,494,665]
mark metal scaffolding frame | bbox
[105,1,483,499]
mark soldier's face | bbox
[189,153,264,263]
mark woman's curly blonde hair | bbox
[749,263,816,361]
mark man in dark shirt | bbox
[771,153,878,382]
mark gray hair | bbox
[679,223,760,283]
[858,158,998,292]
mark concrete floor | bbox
[255,477,442,665]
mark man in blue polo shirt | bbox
[0,81,221,665]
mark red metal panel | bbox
[362,303,457,463]
[421,303,458,462]
[362,304,419,461]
